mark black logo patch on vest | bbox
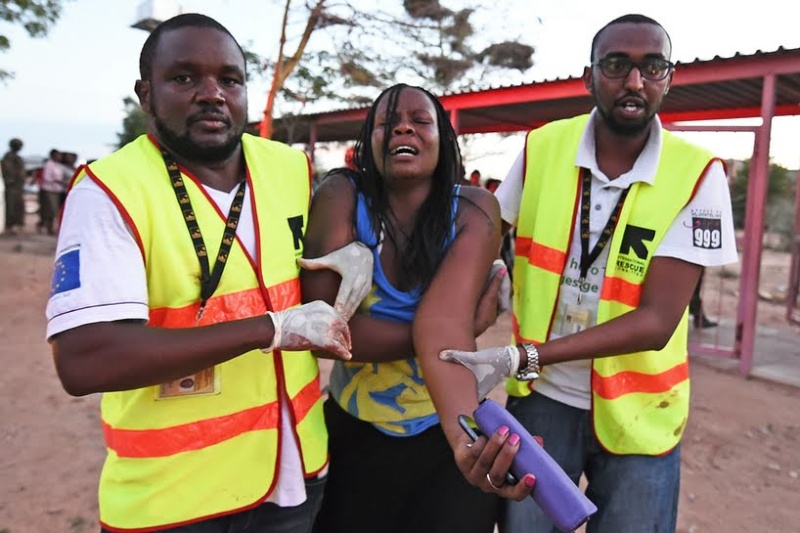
[619,225,655,260]
[287,215,304,250]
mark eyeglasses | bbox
[593,57,674,81]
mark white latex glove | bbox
[297,241,373,320]
[265,300,352,360]
[439,345,519,399]
[489,259,511,315]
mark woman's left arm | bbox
[413,186,533,499]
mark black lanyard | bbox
[577,168,629,303]
[162,150,246,319]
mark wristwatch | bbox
[515,343,541,381]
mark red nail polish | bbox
[508,434,520,446]
[525,475,536,487]
[498,425,509,437]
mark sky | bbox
[2,0,800,175]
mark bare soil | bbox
[1,225,799,533]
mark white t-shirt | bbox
[495,110,738,409]
[41,159,66,193]
[46,177,308,507]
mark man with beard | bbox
[440,14,736,533]
[46,13,372,533]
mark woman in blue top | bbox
[302,84,535,533]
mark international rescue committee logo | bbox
[615,224,655,279]
[287,214,304,257]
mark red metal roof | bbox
[266,46,800,144]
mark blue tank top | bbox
[328,186,460,436]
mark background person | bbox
[59,151,79,208]
[47,13,370,533]
[689,269,717,328]
[442,14,737,533]
[40,148,65,235]
[484,177,502,193]
[1,138,26,235]
[469,168,482,186]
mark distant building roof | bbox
[263,46,800,144]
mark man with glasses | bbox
[441,14,736,532]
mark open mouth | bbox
[390,145,419,156]
[616,97,646,115]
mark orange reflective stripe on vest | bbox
[515,236,568,275]
[103,401,281,458]
[148,281,299,328]
[290,377,323,424]
[102,377,321,459]
[591,360,689,400]
[599,275,642,308]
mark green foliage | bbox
[730,159,796,247]
[258,0,535,135]
[394,3,534,92]
[731,159,794,228]
[116,97,148,148]
[1,0,68,80]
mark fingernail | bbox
[525,475,536,487]
[508,434,520,446]
[497,425,509,437]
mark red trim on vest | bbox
[600,275,642,308]
[304,151,313,209]
[291,374,322,424]
[66,164,85,193]
[591,360,689,400]
[250,176,278,313]
[521,129,533,185]
[687,158,722,204]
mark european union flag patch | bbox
[51,249,81,296]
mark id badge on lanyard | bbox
[561,302,592,335]
[571,168,629,336]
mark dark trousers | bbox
[312,398,499,533]
[4,184,24,228]
[39,190,61,233]
[100,477,325,533]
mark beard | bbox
[150,99,244,163]
[595,94,661,138]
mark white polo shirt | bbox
[495,110,738,409]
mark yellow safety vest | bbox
[508,115,716,455]
[77,134,326,531]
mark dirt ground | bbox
[1,224,800,533]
